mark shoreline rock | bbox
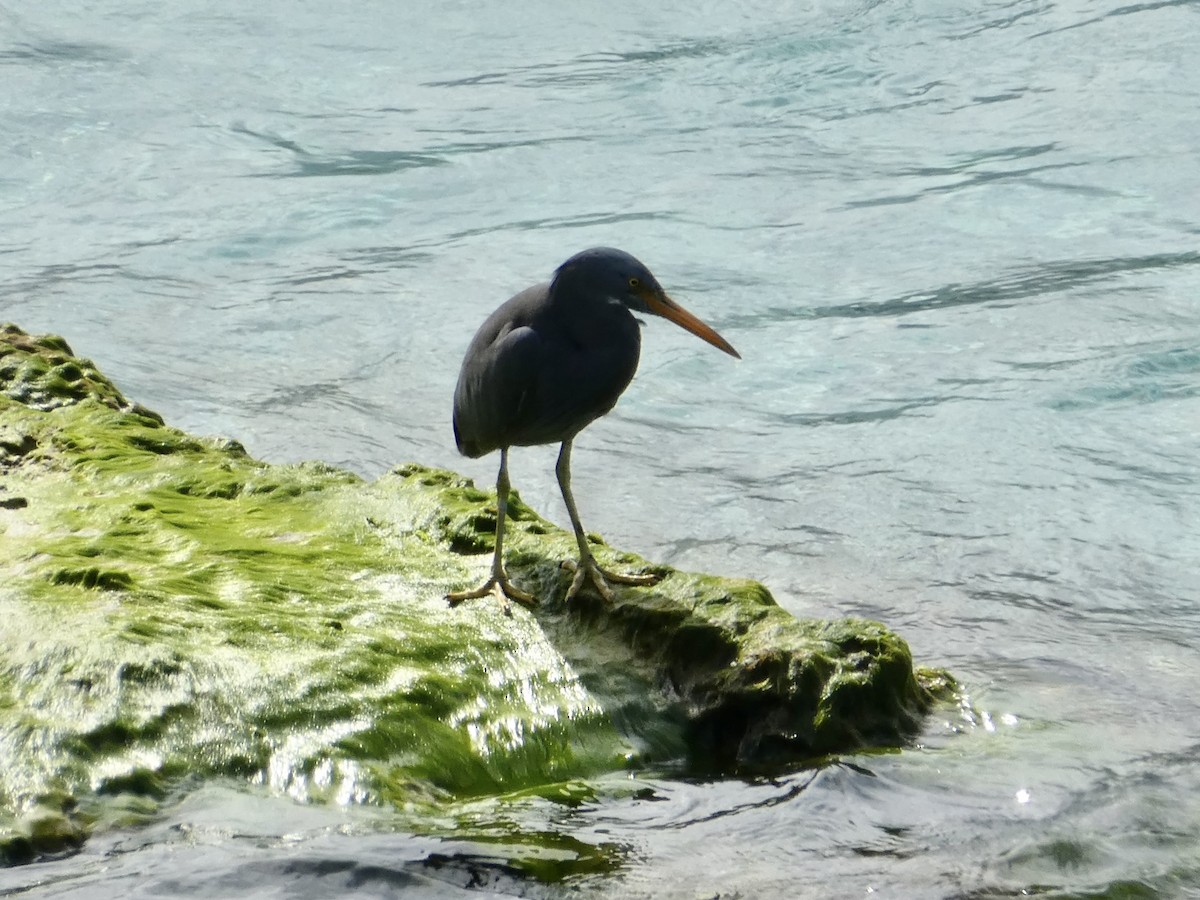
[0,322,953,864]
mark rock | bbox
[0,323,953,862]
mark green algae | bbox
[0,323,954,868]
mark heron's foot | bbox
[563,557,662,603]
[447,574,537,614]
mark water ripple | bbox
[232,124,448,178]
[1052,346,1200,410]
[1031,0,1200,37]
[421,39,730,89]
[0,40,126,65]
[738,251,1200,325]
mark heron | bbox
[447,247,740,610]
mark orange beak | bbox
[644,290,741,359]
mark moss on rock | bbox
[0,323,954,864]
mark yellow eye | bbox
[628,277,641,288]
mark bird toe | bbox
[447,575,538,611]
[563,557,661,603]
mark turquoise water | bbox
[5,0,1200,896]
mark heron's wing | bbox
[452,313,547,457]
[452,281,640,456]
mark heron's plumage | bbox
[453,250,651,457]
[446,247,738,609]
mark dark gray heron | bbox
[447,247,740,610]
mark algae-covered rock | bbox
[0,323,952,864]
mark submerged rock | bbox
[0,323,952,864]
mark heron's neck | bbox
[554,292,639,346]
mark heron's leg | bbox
[555,439,661,603]
[447,448,537,611]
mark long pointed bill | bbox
[644,291,741,359]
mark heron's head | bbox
[554,247,741,358]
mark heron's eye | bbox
[628,277,641,289]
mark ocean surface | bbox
[4,0,1200,896]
